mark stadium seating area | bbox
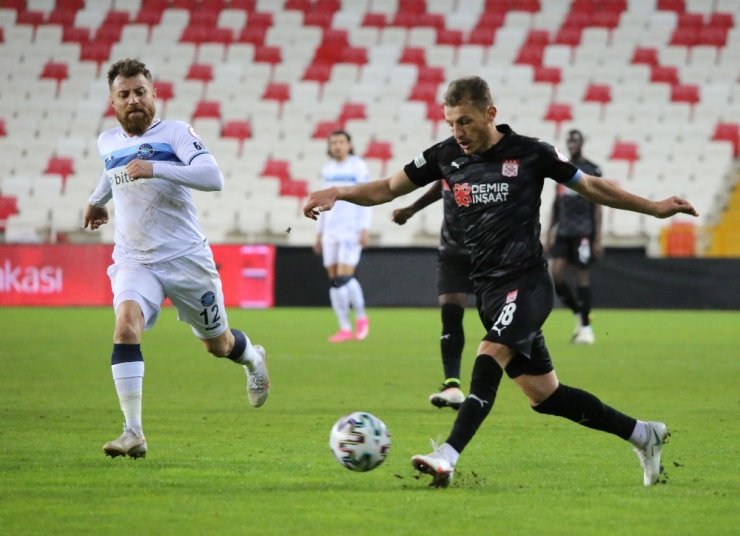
[0,0,738,252]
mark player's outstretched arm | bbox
[570,173,698,219]
[303,170,418,220]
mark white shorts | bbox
[108,245,229,339]
[322,235,362,268]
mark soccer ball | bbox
[329,412,391,472]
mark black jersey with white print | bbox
[404,125,580,282]
[440,180,469,258]
[555,157,602,238]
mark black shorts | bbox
[475,267,554,378]
[550,235,594,267]
[437,253,474,296]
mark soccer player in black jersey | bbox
[303,76,697,488]
[545,129,603,345]
[392,180,475,410]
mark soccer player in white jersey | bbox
[83,59,270,459]
[313,130,372,342]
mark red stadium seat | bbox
[302,62,332,84]
[80,41,113,73]
[47,7,79,26]
[222,120,252,142]
[631,47,659,67]
[363,140,393,175]
[338,103,367,124]
[339,47,368,66]
[236,26,267,46]
[260,158,291,181]
[186,63,214,83]
[154,80,174,102]
[534,66,561,85]
[62,26,90,44]
[417,66,445,84]
[399,47,427,67]
[0,196,19,231]
[467,26,496,46]
[656,0,685,12]
[0,118,6,137]
[280,179,308,199]
[650,65,679,85]
[524,29,550,46]
[583,83,611,104]
[515,43,544,66]
[697,27,728,47]
[361,12,387,28]
[671,83,700,105]
[544,103,572,136]
[436,29,464,47]
[192,100,221,120]
[408,82,439,105]
[285,0,311,10]
[312,120,343,139]
[553,26,582,46]
[707,12,734,29]
[261,82,290,104]
[44,156,75,190]
[669,27,698,47]
[304,12,334,28]
[40,61,69,96]
[254,45,282,65]
[610,141,639,162]
[712,122,740,156]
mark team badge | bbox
[200,291,216,307]
[506,289,518,304]
[502,160,519,177]
[188,125,201,139]
[453,183,472,207]
[137,143,154,159]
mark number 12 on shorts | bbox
[199,304,222,331]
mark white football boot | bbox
[103,427,147,459]
[429,384,466,410]
[573,325,595,345]
[411,442,455,488]
[634,421,670,486]
[244,344,270,407]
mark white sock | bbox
[629,420,650,448]
[441,443,460,466]
[330,286,352,331]
[112,361,144,435]
[347,278,366,318]
[235,333,262,371]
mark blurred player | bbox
[392,180,474,409]
[303,76,698,487]
[83,59,270,459]
[313,130,372,342]
[545,129,603,344]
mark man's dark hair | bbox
[107,58,152,88]
[567,129,584,141]
[443,76,494,111]
[327,129,354,155]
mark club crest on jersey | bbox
[453,183,472,207]
[502,159,519,177]
[137,143,154,159]
[200,291,216,307]
[506,289,518,304]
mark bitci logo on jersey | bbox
[502,160,519,177]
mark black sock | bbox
[440,303,465,382]
[227,329,247,361]
[577,286,592,326]
[111,343,143,365]
[446,355,503,453]
[532,384,636,440]
[554,281,580,314]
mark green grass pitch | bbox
[1,307,738,535]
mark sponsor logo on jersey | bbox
[137,143,155,159]
[413,152,426,168]
[506,289,518,304]
[200,291,216,306]
[453,182,509,207]
[502,159,519,177]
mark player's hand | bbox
[653,197,698,219]
[83,204,109,230]
[391,207,415,225]
[303,188,338,220]
[359,229,369,248]
[312,237,322,255]
[125,159,154,179]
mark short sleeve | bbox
[171,121,211,165]
[403,142,444,187]
[538,141,580,184]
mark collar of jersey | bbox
[121,118,163,139]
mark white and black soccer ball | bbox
[329,412,391,472]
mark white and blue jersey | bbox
[317,155,372,239]
[90,119,222,264]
